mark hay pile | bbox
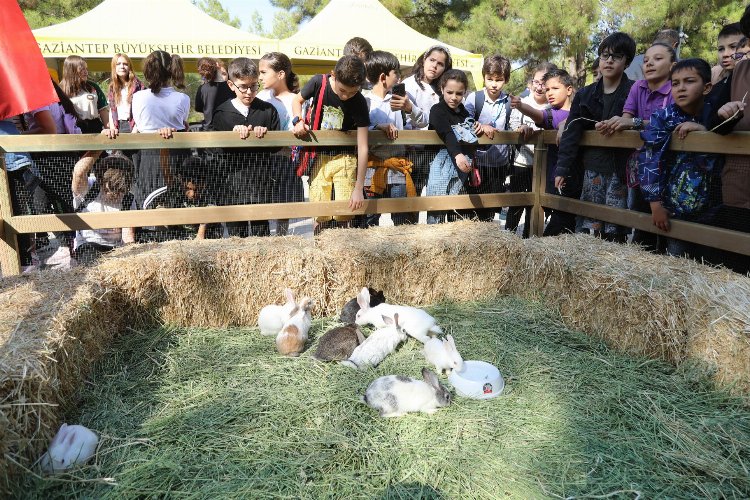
[12,298,750,498]
[1,222,748,493]
[316,220,523,315]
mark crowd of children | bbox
[5,4,750,274]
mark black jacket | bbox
[555,76,634,179]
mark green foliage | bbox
[269,11,300,39]
[20,0,102,29]
[192,0,241,29]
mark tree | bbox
[20,0,102,29]
[269,11,299,39]
[192,0,241,29]
[439,0,599,86]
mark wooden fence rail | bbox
[0,130,748,276]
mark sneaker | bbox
[44,245,72,269]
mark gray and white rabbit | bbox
[39,423,98,473]
[341,314,406,369]
[339,287,386,324]
[313,323,366,361]
[363,368,452,417]
[258,288,296,336]
[422,334,464,375]
[276,297,314,357]
[354,287,442,343]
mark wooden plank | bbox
[543,129,750,155]
[0,130,538,153]
[540,194,750,256]
[0,158,22,276]
[528,135,547,237]
[6,193,535,234]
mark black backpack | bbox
[473,91,518,166]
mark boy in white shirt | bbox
[464,55,520,221]
[363,51,427,226]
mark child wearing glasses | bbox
[211,57,281,237]
[553,32,636,239]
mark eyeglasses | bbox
[531,79,545,87]
[600,52,626,62]
[231,81,259,93]
[730,51,748,61]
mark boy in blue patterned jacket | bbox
[638,58,722,259]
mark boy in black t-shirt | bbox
[292,55,370,228]
[211,57,280,237]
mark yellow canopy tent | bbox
[32,0,275,73]
[279,0,484,87]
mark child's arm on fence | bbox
[71,151,102,198]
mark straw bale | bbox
[98,237,327,327]
[683,271,750,392]
[316,221,524,316]
[507,234,702,363]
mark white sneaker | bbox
[44,246,72,269]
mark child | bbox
[707,24,745,116]
[362,50,426,227]
[141,155,223,241]
[257,52,304,235]
[211,57,281,237]
[425,69,483,224]
[599,42,676,251]
[555,32,636,240]
[507,62,557,237]
[291,55,369,231]
[592,57,601,83]
[638,58,722,259]
[511,68,575,189]
[71,151,135,265]
[464,55,517,222]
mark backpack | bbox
[472,91,517,167]
[294,74,328,177]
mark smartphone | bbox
[392,83,406,97]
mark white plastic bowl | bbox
[448,360,504,399]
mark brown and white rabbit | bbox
[276,297,314,357]
[363,368,452,417]
[258,288,296,336]
[313,323,366,361]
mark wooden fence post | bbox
[529,133,548,237]
[0,156,22,276]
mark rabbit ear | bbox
[51,423,68,446]
[381,315,393,326]
[65,429,77,447]
[284,288,295,304]
[422,368,440,389]
[447,335,456,350]
[357,288,370,310]
[393,313,399,327]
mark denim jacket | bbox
[638,103,722,217]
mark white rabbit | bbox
[422,335,464,375]
[354,287,442,343]
[363,368,452,417]
[276,297,314,357]
[258,288,296,336]
[341,314,406,369]
[39,423,98,473]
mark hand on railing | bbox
[674,122,706,140]
[376,123,399,140]
[480,123,495,139]
[293,119,311,138]
[158,127,177,139]
[650,202,671,232]
[233,125,268,139]
[101,128,119,140]
[516,125,534,142]
[597,116,634,135]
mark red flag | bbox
[0,1,57,120]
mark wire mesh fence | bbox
[0,130,749,275]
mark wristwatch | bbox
[292,116,303,126]
[632,117,644,130]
